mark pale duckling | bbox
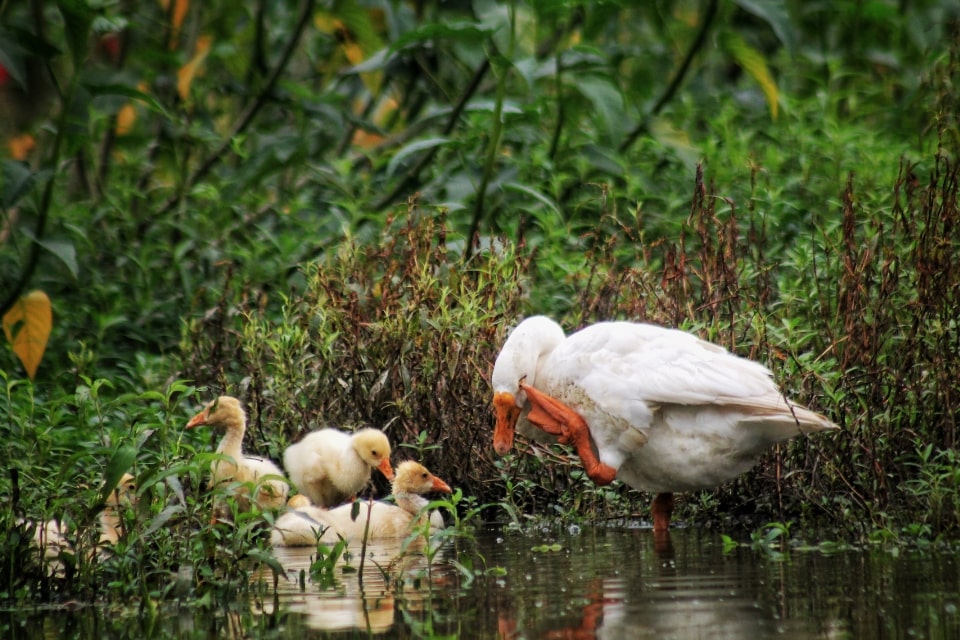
[99,472,137,544]
[269,494,332,547]
[492,316,839,532]
[283,427,395,508]
[26,472,137,571]
[270,460,451,547]
[187,396,289,513]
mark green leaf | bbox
[386,137,451,177]
[503,182,560,216]
[732,0,796,56]
[19,227,79,278]
[719,31,779,120]
[0,28,28,88]
[143,505,185,538]
[390,21,490,52]
[247,548,287,576]
[1,160,36,209]
[57,0,95,64]
[42,239,79,279]
[571,75,625,142]
[83,81,171,118]
[98,445,138,505]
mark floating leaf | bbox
[2,290,53,380]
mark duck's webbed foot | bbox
[520,382,618,486]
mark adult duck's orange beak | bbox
[493,391,520,455]
[377,456,396,481]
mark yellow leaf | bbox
[719,31,779,121]
[159,0,191,45]
[177,35,212,101]
[314,1,385,95]
[116,103,136,135]
[7,134,35,160]
[2,290,52,380]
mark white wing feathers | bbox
[556,322,830,429]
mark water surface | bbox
[4,526,959,638]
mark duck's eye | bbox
[371,449,378,457]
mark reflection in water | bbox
[485,527,960,640]
[251,538,456,635]
[3,526,960,638]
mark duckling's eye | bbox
[371,449,379,457]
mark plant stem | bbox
[466,7,513,260]
[157,0,316,216]
[619,0,719,153]
[372,58,491,212]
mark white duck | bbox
[187,396,289,513]
[283,427,395,508]
[491,316,839,532]
[271,460,451,547]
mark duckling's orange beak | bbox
[378,457,395,481]
[430,475,452,494]
[186,408,209,428]
[493,391,520,455]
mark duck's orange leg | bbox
[520,383,618,486]
[651,492,674,533]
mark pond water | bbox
[4,525,960,638]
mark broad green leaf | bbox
[2,290,53,380]
[83,81,171,118]
[19,227,79,278]
[143,505,185,537]
[0,28,28,87]
[571,75,625,143]
[1,160,36,209]
[42,240,79,278]
[98,445,138,505]
[719,31,779,120]
[248,548,287,576]
[386,137,451,177]
[389,21,490,53]
[503,182,560,216]
[732,0,796,55]
[57,0,95,64]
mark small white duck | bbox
[270,460,451,547]
[187,396,289,513]
[283,427,395,508]
[491,316,839,531]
